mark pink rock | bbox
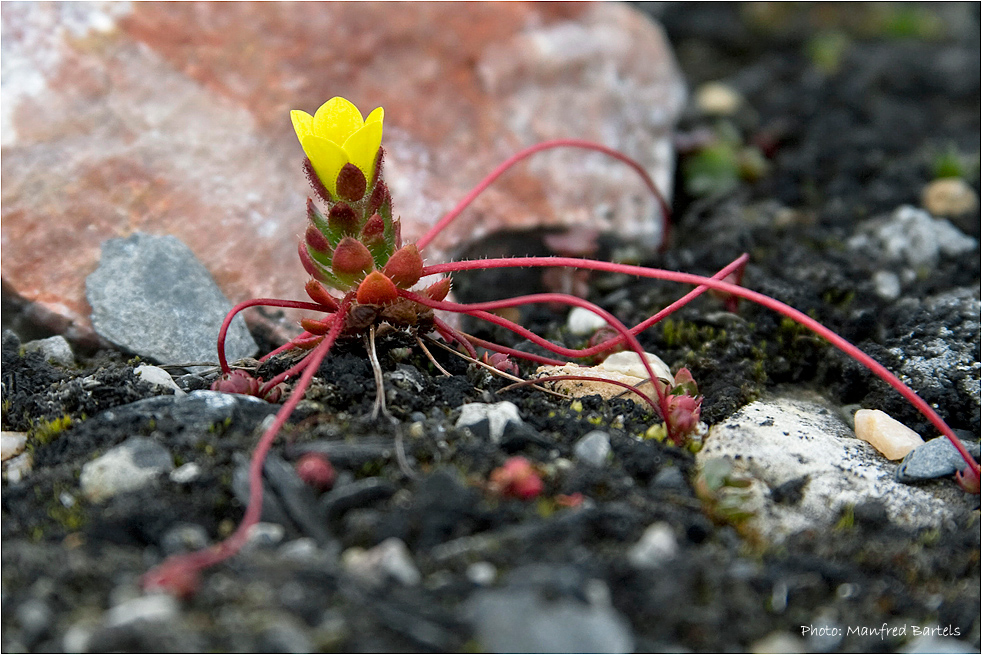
[1,3,684,345]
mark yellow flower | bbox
[291,97,384,198]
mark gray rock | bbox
[320,477,397,520]
[80,437,173,503]
[456,401,523,443]
[896,436,982,482]
[15,598,53,647]
[573,430,611,467]
[242,522,285,550]
[86,233,256,366]
[467,569,634,653]
[848,205,977,269]
[22,335,75,367]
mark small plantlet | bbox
[143,96,980,596]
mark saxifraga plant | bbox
[143,97,981,596]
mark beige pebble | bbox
[853,409,924,460]
[1,432,28,461]
[598,351,672,383]
[922,178,978,217]
[694,81,743,116]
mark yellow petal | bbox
[290,110,314,142]
[312,97,364,146]
[365,106,384,125]
[342,119,383,182]
[301,134,348,197]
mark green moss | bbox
[835,505,856,531]
[806,31,850,75]
[29,415,73,447]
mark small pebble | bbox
[627,522,678,568]
[104,594,179,628]
[169,462,202,484]
[466,561,497,586]
[160,523,210,556]
[599,350,672,382]
[456,401,523,443]
[872,270,901,300]
[574,431,611,467]
[752,631,805,654]
[80,437,174,502]
[922,177,978,217]
[135,364,186,396]
[896,436,982,483]
[566,306,609,336]
[342,537,421,587]
[243,522,285,550]
[3,452,33,483]
[1,431,28,461]
[854,409,924,460]
[22,335,75,367]
[694,81,743,116]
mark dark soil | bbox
[3,4,980,653]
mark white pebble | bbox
[566,306,609,336]
[105,594,179,627]
[342,537,421,587]
[135,365,186,396]
[627,522,678,568]
[872,271,901,301]
[854,409,924,460]
[466,561,497,586]
[169,462,201,484]
[599,351,672,383]
[1,431,27,461]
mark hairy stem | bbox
[143,296,352,592]
[218,298,335,374]
[423,255,980,479]
[415,139,671,252]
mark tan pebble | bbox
[1,432,28,461]
[854,409,924,460]
[922,178,978,217]
[598,351,672,383]
[694,81,743,116]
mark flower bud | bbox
[303,158,332,203]
[298,241,333,284]
[382,244,423,288]
[356,270,399,305]
[360,213,387,248]
[300,316,334,335]
[331,237,374,278]
[366,180,389,217]
[335,162,367,202]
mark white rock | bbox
[3,452,33,483]
[169,462,201,484]
[566,306,609,336]
[872,270,901,301]
[342,537,421,587]
[23,335,75,367]
[104,594,179,627]
[466,561,498,586]
[627,522,678,568]
[599,350,672,382]
[80,437,173,503]
[698,396,972,542]
[752,631,806,654]
[135,364,186,397]
[1,431,28,461]
[574,430,611,467]
[243,522,285,550]
[849,205,977,268]
[854,409,924,460]
[456,401,522,443]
